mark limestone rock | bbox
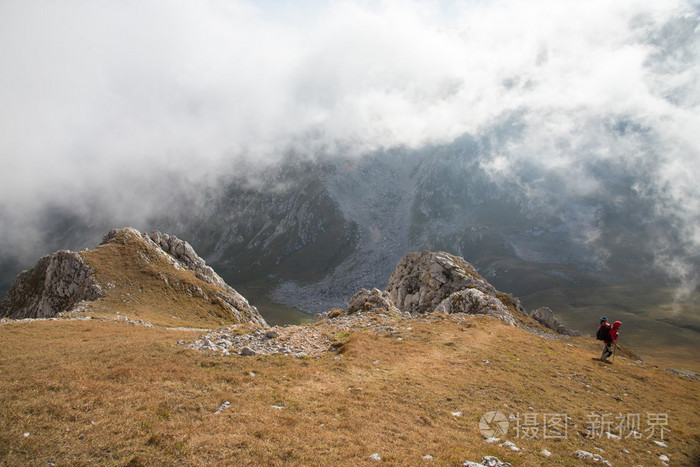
[531,307,581,336]
[572,450,611,466]
[345,288,399,315]
[464,456,511,467]
[386,251,524,317]
[434,289,515,325]
[0,251,103,319]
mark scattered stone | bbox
[540,449,551,457]
[215,401,231,414]
[572,450,611,466]
[270,405,285,410]
[484,437,500,444]
[483,359,491,365]
[184,309,414,357]
[422,455,434,460]
[666,368,699,380]
[23,432,29,438]
[500,440,520,451]
[369,453,381,461]
[653,440,668,448]
[265,329,280,339]
[451,412,463,417]
[605,431,621,440]
[659,454,670,463]
[116,315,153,327]
[240,347,256,356]
[464,456,511,467]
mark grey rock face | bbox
[386,251,511,315]
[0,251,103,319]
[531,307,581,336]
[345,288,399,315]
[434,288,515,325]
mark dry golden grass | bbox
[1,314,698,466]
[79,231,255,328]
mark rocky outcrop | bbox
[143,230,220,285]
[531,307,581,336]
[434,288,515,325]
[357,250,579,331]
[102,228,267,327]
[0,251,103,319]
[344,288,400,315]
[385,251,525,321]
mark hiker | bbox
[597,317,621,362]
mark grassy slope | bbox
[78,231,257,329]
[1,315,698,466]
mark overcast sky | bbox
[1,0,698,284]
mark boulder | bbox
[345,288,399,315]
[386,251,524,316]
[0,250,104,319]
[434,289,515,325]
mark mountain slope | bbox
[1,311,697,465]
[1,242,698,465]
[0,227,266,328]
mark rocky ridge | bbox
[531,306,581,337]
[103,228,267,327]
[1,227,267,326]
[188,250,578,356]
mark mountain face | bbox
[1,137,698,350]
[164,140,691,318]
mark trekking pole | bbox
[612,341,617,363]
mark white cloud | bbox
[0,0,698,281]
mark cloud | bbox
[0,0,698,286]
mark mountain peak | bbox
[0,227,267,327]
